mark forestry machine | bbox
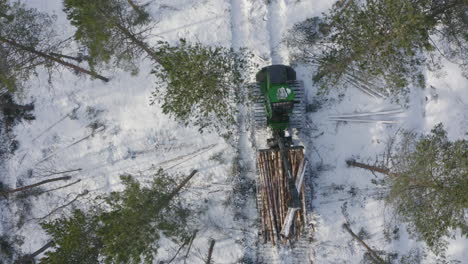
[252,65,309,244]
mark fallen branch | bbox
[37,179,81,195]
[343,223,386,264]
[32,190,89,221]
[32,105,80,142]
[167,240,188,264]
[328,118,397,124]
[35,126,105,165]
[164,144,217,170]
[39,168,82,177]
[328,109,403,118]
[1,176,72,196]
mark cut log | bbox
[280,208,300,239]
[256,147,306,244]
[295,159,307,192]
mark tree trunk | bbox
[205,239,215,264]
[343,223,386,264]
[28,240,54,259]
[49,52,84,63]
[113,22,161,64]
[2,176,71,196]
[126,0,147,19]
[37,179,81,195]
[346,159,395,177]
[167,170,198,200]
[93,5,161,65]
[15,240,54,264]
[152,170,197,212]
[0,36,109,82]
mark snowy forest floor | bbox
[1,0,467,263]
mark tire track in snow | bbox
[263,1,316,263]
[266,0,289,64]
[231,1,313,262]
[230,0,250,48]
[229,0,259,262]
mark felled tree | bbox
[347,124,468,254]
[0,1,108,92]
[40,170,196,264]
[292,0,467,100]
[151,40,253,136]
[63,0,153,73]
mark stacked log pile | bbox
[256,146,306,245]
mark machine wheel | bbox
[252,82,267,129]
[288,80,305,129]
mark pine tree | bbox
[63,0,153,73]
[40,169,195,264]
[0,1,109,93]
[292,0,467,100]
[435,0,468,78]
[0,1,55,92]
[0,93,34,130]
[63,1,254,135]
[151,40,253,136]
[40,210,102,264]
[348,124,468,254]
[97,171,192,264]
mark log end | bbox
[345,159,355,167]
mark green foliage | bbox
[435,0,468,78]
[40,210,102,264]
[286,16,330,64]
[151,39,253,137]
[40,169,191,264]
[388,124,468,255]
[0,234,23,264]
[0,93,35,132]
[0,235,15,263]
[318,0,434,98]
[63,0,151,72]
[0,1,56,93]
[98,171,190,264]
[290,0,467,101]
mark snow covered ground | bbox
[1,0,467,263]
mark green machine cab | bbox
[253,64,305,131]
